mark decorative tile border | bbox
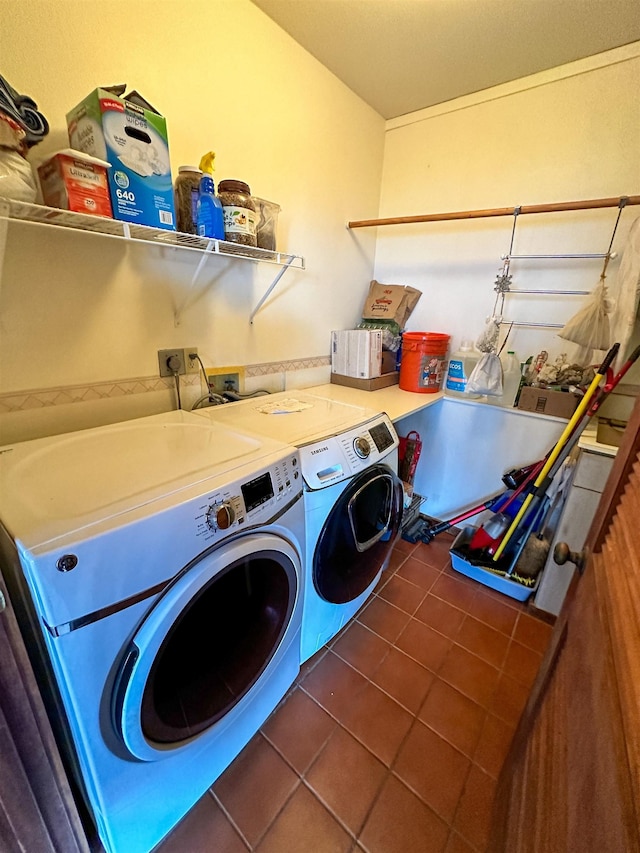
[0,357,331,414]
[0,375,200,414]
[245,356,330,377]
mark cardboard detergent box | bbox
[66,87,176,230]
[517,385,582,419]
[37,149,113,218]
[331,329,384,379]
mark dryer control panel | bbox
[298,413,399,490]
[195,453,301,542]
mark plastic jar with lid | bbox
[174,166,202,234]
[217,179,257,247]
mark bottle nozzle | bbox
[199,151,216,176]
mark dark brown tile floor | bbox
[157,532,553,853]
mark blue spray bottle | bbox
[196,151,225,240]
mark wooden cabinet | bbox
[490,395,640,852]
[534,447,614,616]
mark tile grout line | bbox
[206,787,252,851]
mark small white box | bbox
[331,330,383,379]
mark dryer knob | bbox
[353,436,371,459]
[206,501,236,531]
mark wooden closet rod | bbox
[347,194,640,229]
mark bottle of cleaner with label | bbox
[444,339,481,398]
[196,151,225,239]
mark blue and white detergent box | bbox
[66,87,176,230]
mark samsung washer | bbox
[0,410,305,853]
[194,391,403,662]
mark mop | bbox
[456,340,638,585]
[492,343,620,564]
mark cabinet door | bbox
[490,396,640,852]
[534,450,614,616]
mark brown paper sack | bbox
[361,280,421,328]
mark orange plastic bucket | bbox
[399,332,450,393]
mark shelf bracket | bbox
[174,239,229,326]
[249,257,296,324]
[0,198,305,327]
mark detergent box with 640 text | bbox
[66,86,176,230]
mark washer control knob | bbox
[206,501,236,531]
[353,436,371,459]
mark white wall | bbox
[0,0,385,442]
[370,45,640,372]
[370,45,640,519]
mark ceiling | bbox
[251,0,640,119]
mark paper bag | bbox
[361,280,421,329]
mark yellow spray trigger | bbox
[199,152,216,176]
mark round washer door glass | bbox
[313,464,402,604]
[113,534,299,759]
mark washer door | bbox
[113,534,299,761]
[313,464,403,604]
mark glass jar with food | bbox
[174,165,202,234]
[217,179,257,247]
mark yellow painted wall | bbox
[0,0,385,440]
[2,8,639,445]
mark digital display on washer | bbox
[369,422,394,453]
[241,472,274,512]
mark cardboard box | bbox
[517,386,582,419]
[37,149,113,217]
[330,371,399,391]
[67,87,175,230]
[331,330,383,379]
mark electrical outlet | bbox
[207,371,241,395]
[158,347,199,377]
[184,348,200,375]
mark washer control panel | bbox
[195,453,300,542]
[298,413,399,490]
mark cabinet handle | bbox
[553,542,588,574]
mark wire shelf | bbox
[0,197,305,269]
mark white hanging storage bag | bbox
[467,352,503,396]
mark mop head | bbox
[451,534,549,588]
[515,534,551,579]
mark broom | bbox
[492,343,620,564]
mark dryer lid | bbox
[0,410,292,548]
[193,390,382,446]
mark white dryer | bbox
[0,411,304,853]
[194,391,403,662]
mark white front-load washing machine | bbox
[194,391,403,662]
[0,411,305,853]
